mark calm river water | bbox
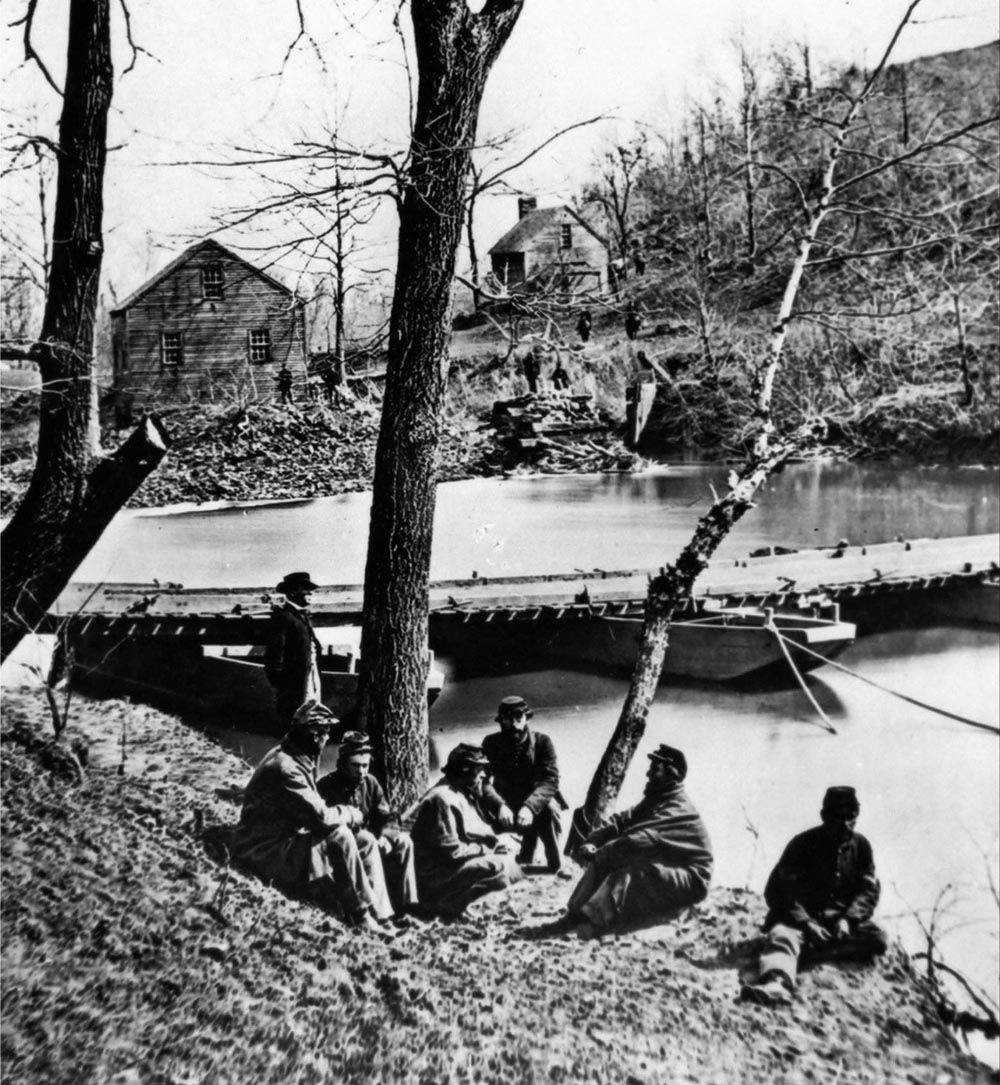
[72,460,999,587]
[51,461,1000,1062]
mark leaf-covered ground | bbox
[1,686,991,1085]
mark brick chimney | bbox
[517,196,538,220]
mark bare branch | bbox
[15,0,62,96]
[117,0,159,76]
[833,115,1000,196]
[469,114,608,201]
[806,223,999,267]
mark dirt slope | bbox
[1,687,990,1085]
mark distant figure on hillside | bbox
[410,743,523,917]
[740,786,888,1007]
[318,730,417,915]
[564,744,713,938]
[276,364,294,405]
[575,309,593,343]
[624,301,642,341]
[265,572,323,728]
[232,701,395,936]
[608,258,625,293]
[522,349,541,394]
[550,360,570,392]
[322,364,344,406]
[480,696,567,873]
[632,247,647,277]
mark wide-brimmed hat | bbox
[338,730,373,757]
[648,744,688,780]
[822,786,860,816]
[276,571,318,594]
[496,695,533,721]
[444,743,490,773]
[289,700,337,730]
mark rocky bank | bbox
[1,686,992,1085]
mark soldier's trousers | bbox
[758,920,889,987]
[515,800,564,870]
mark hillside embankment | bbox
[1,685,993,1085]
[2,316,997,518]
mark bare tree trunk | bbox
[740,50,759,263]
[1,0,169,663]
[88,360,101,455]
[333,185,347,386]
[359,0,523,809]
[466,163,482,311]
[952,290,975,406]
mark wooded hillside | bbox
[575,41,999,456]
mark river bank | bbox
[1,685,992,1085]
[3,336,997,517]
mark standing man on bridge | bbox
[480,695,567,873]
[265,571,323,728]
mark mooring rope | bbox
[773,627,1000,736]
[765,618,838,734]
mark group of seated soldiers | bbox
[233,695,887,1006]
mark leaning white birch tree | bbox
[574,0,995,837]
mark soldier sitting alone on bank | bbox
[741,786,888,1007]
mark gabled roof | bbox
[110,238,296,314]
[488,205,607,255]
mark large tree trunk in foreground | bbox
[359,0,523,808]
[2,418,170,658]
[1,0,169,663]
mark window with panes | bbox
[248,328,272,363]
[202,264,225,299]
[161,331,183,370]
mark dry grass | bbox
[2,686,991,1085]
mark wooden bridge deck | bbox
[49,534,999,640]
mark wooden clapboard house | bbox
[110,239,308,415]
[488,198,610,298]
